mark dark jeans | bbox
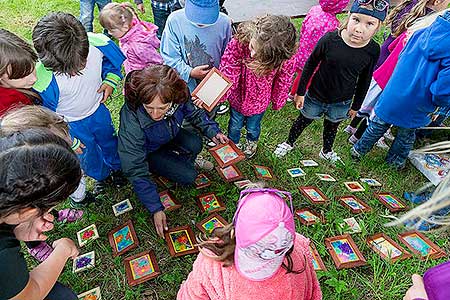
[353,116,416,168]
[79,0,111,32]
[45,282,77,300]
[228,108,265,144]
[147,128,201,185]
[152,1,181,39]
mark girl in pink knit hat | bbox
[177,186,322,300]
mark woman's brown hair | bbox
[124,65,189,111]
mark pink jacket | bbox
[295,0,349,70]
[219,38,296,116]
[119,18,163,74]
[373,32,407,89]
[177,233,322,300]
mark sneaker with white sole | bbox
[319,149,344,165]
[216,103,229,115]
[343,125,357,135]
[348,135,359,145]
[274,142,294,158]
[384,129,395,141]
[350,147,361,161]
[244,140,258,158]
[376,137,389,149]
[195,155,214,171]
[205,140,217,148]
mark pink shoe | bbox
[57,208,84,223]
[28,241,53,262]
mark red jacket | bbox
[0,86,32,117]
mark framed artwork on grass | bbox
[208,141,245,168]
[374,192,408,212]
[287,167,306,178]
[233,179,252,189]
[77,287,101,300]
[338,195,372,214]
[253,165,275,180]
[164,226,199,257]
[77,224,99,247]
[194,173,211,189]
[191,67,233,112]
[299,186,328,204]
[216,164,244,182]
[316,173,337,182]
[309,242,327,271]
[196,213,228,234]
[360,178,382,187]
[160,190,181,212]
[124,250,160,286]
[339,217,362,234]
[73,251,95,273]
[301,159,319,167]
[196,193,226,214]
[108,220,139,257]
[295,208,324,226]
[366,233,411,262]
[344,181,365,192]
[325,234,366,269]
[398,231,446,260]
[112,199,133,216]
[156,176,174,189]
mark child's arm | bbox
[218,38,243,102]
[430,58,450,108]
[271,55,297,110]
[352,48,380,111]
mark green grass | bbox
[1,1,449,299]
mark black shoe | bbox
[70,191,97,208]
[110,170,128,187]
[92,180,108,195]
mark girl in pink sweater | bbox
[177,187,322,300]
[99,2,163,74]
[219,15,297,158]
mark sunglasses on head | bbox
[358,0,389,11]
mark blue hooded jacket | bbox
[374,12,450,129]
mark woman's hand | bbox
[13,213,55,242]
[190,65,210,80]
[403,274,428,300]
[212,133,229,145]
[191,95,204,108]
[153,210,168,239]
[294,95,304,110]
[348,109,357,119]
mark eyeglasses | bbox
[358,0,389,11]
[233,188,294,224]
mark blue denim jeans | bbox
[152,1,181,39]
[147,128,202,185]
[353,116,416,168]
[79,0,111,32]
[228,108,265,144]
[301,93,352,123]
[45,282,77,300]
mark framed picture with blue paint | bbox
[309,242,327,271]
[338,195,372,214]
[124,250,160,286]
[112,199,133,216]
[374,192,408,212]
[366,233,411,263]
[108,220,139,257]
[398,231,446,260]
[325,234,366,269]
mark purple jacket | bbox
[119,18,163,73]
[424,260,450,300]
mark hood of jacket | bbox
[120,19,158,44]
[319,0,349,14]
[418,12,450,61]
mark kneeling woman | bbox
[118,65,228,237]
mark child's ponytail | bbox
[388,0,430,37]
[99,2,139,31]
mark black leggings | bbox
[287,115,341,153]
[354,120,369,139]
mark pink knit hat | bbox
[233,188,296,281]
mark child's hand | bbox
[74,142,85,155]
[52,238,79,259]
[403,274,428,300]
[190,65,211,80]
[191,95,204,108]
[153,211,168,239]
[97,83,114,103]
[348,109,357,119]
[294,95,304,110]
[13,213,55,242]
[137,3,145,13]
[212,133,229,144]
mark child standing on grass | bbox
[217,15,297,158]
[274,0,387,164]
[99,2,163,74]
[177,186,322,300]
[351,10,450,169]
[32,12,127,196]
[289,0,350,99]
[0,129,81,300]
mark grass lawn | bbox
[1,1,449,299]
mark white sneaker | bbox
[274,142,294,158]
[205,140,217,148]
[376,137,389,149]
[344,125,356,135]
[348,135,359,145]
[384,129,395,141]
[244,140,257,158]
[319,149,344,165]
[195,155,214,171]
[216,103,229,115]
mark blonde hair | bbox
[407,8,450,35]
[387,141,450,229]
[235,15,297,76]
[0,106,70,141]
[385,0,434,37]
[99,2,137,31]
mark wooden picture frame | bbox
[194,173,211,189]
[124,250,160,286]
[295,208,324,225]
[73,251,95,273]
[196,213,229,234]
[160,190,181,212]
[338,195,372,214]
[112,199,133,216]
[216,164,244,182]
[208,141,245,168]
[398,231,446,260]
[107,220,139,257]
[253,165,275,180]
[191,67,233,112]
[374,192,408,212]
[325,234,366,269]
[343,181,365,192]
[196,193,226,214]
[299,186,328,204]
[77,287,101,300]
[77,224,99,247]
[164,226,199,257]
[366,233,411,262]
[309,242,327,271]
